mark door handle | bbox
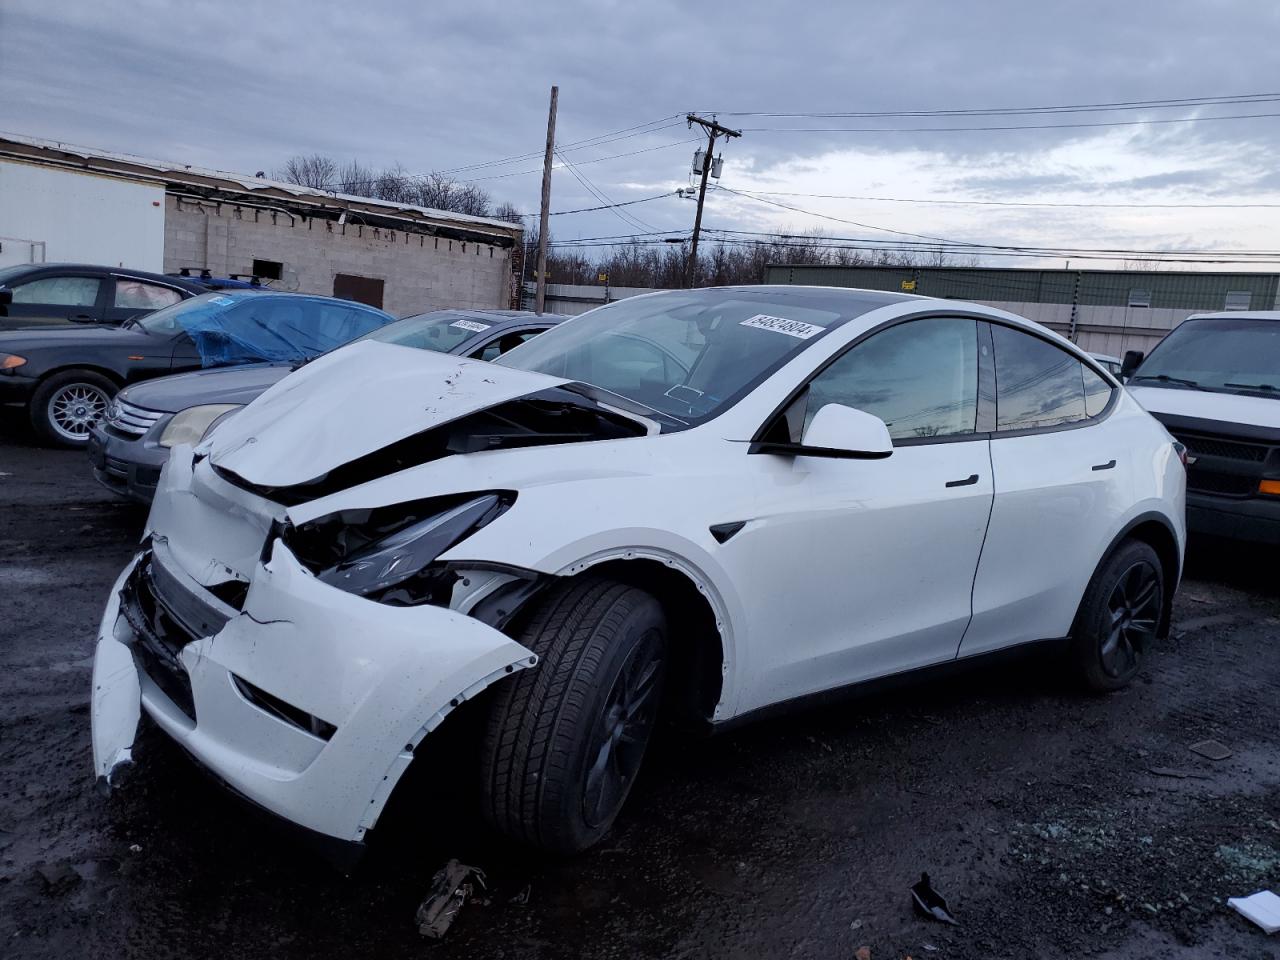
[945,473,979,488]
[1092,459,1116,471]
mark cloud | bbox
[3,0,1280,263]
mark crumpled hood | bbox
[120,363,291,413]
[1128,384,1280,430]
[207,340,570,487]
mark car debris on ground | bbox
[414,860,487,940]
[910,873,958,925]
[1189,739,1233,761]
[1227,889,1280,934]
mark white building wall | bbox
[163,197,513,315]
[0,159,165,269]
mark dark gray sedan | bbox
[87,308,567,502]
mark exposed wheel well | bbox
[37,365,125,390]
[1110,518,1181,639]
[560,558,725,727]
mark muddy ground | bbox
[1,417,1277,959]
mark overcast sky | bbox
[4,0,1280,268]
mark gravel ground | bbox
[1,414,1278,959]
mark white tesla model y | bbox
[92,286,1185,859]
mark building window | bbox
[1225,290,1252,310]
[333,273,385,309]
[252,259,283,281]
[1127,289,1151,308]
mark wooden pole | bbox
[535,85,558,314]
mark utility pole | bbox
[684,113,740,287]
[534,85,558,314]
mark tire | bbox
[1070,539,1164,693]
[480,576,667,854]
[29,370,117,447]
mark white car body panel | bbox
[1128,383,1280,430]
[90,289,1185,848]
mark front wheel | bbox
[1070,539,1164,692]
[480,577,667,854]
[29,370,116,447]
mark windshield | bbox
[353,312,494,353]
[496,288,865,424]
[137,293,389,367]
[1132,316,1280,395]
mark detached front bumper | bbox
[91,521,537,848]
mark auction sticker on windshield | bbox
[739,314,824,339]
[450,320,491,333]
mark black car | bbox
[88,309,567,501]
[0,263,208,331]
[0,290,394,446]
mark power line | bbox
[554,148,659,233]
[719,189,1280,210]
[548,192,678,217]
[457,138,702,182]
[709,91,1280,119]
[739,110,1280,134]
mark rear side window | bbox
[115,279,184,310]
[1084,366,1114,417]
[992,325,1094,431]
[11,276,100,306]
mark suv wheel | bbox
[480,577,667,854]
[1070,539,1164,692]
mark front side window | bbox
[785,317,979,442]
[11,275,99,306]
[992,325,1089,430]
[474,328,544,361]
[114,279,183,310]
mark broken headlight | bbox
[282,492,514,605]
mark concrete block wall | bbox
[163,197,513,314]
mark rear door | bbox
[0,271,107,329]
[960,322,1121,657]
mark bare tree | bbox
[274,154,337,189]
[493,202,525,225]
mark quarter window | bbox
[114,279,184,310]
[11,276,99,306]
[991,325,1089,430]
[794,317,979,442]
[1084,365,1114,418]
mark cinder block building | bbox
[0,133,522,315]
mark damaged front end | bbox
[90,450,542,853]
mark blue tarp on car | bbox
[174,295,390,367]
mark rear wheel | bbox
[480,577,667,854]
[1070,540,1164,692]
[30,370,116,447]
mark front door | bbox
[0,273,106,330]
[723,316,997,715]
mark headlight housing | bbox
[160,404,243,448]
[283,492,515,605]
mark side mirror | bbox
[1121,350,1144,380]
[753,403,893,460]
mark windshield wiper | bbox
[1129,374,1201,389]
[1225,381,1279,393]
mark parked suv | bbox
[92,287,1185,861]
[1125,311,1280,542]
